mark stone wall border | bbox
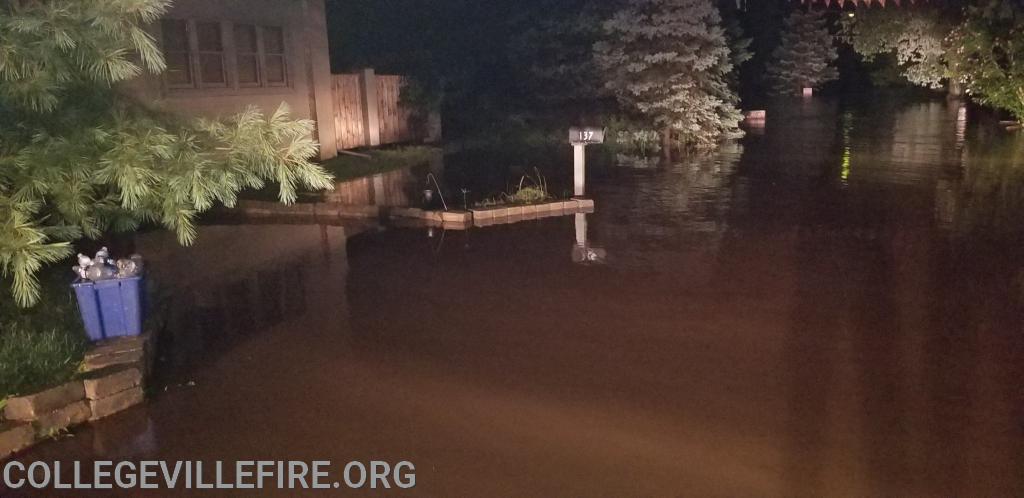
[225,198,596,231]
[390,198,596,230]
[228,200,381,222]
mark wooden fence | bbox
[376,75,416,145]
[332,74,365,150]
[331,70,424,150]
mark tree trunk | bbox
[660,126,673,163]
[947,79,963,99]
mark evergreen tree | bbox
[594,0,743,151]
[724,15,753,92]
[767,8,839,95]
[507,2,613,107]
[0,0,333,306]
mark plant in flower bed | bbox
[475,170,552,207]
[0,267,86,400]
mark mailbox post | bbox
[569,126,604,197]
[573,144,585,196]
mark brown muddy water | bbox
[10,99,1024,497]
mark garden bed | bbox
[0,269,87,402]
[1,334,154,459]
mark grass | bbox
[238,146,441,203]
[320,146,441,183]
[0,266,87,400]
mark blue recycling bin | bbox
[72,276,144,342]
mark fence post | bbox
[425,111,443,143]
[359,68,381,147]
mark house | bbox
[129,0,339,160]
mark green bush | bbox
[0,268,87,399]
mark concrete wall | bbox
[126,0,337,160]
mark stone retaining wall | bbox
[229,200,381,222]
[0,334,152,459]
[389,198,596,230]
[226,198,596,231]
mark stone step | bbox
[84,334,147,360]
[83,366,143,400]
[82,349,144,373]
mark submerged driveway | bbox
[11,100,1024,497]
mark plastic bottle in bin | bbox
[71,247,145,342]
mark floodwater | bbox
[10,98,1024,497]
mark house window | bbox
[195,21,226,87]
[262,26,287,86]
[234,24,261,87]
[161,19,192,87]
[162,20,288,90]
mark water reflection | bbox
[942,132,1024,235]
[571,213,606,265]
[589,144,741,274]
[323,154,443,208]
[135,224,354,384]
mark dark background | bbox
[324,0,954,137]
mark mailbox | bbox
[569,126,603,196]
[569,127,605,145]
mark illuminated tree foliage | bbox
[0,0,333,306]
[767,8,839,95]
[841,8,955,90]
[958,0,1024,121]
[593,0,743,151]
